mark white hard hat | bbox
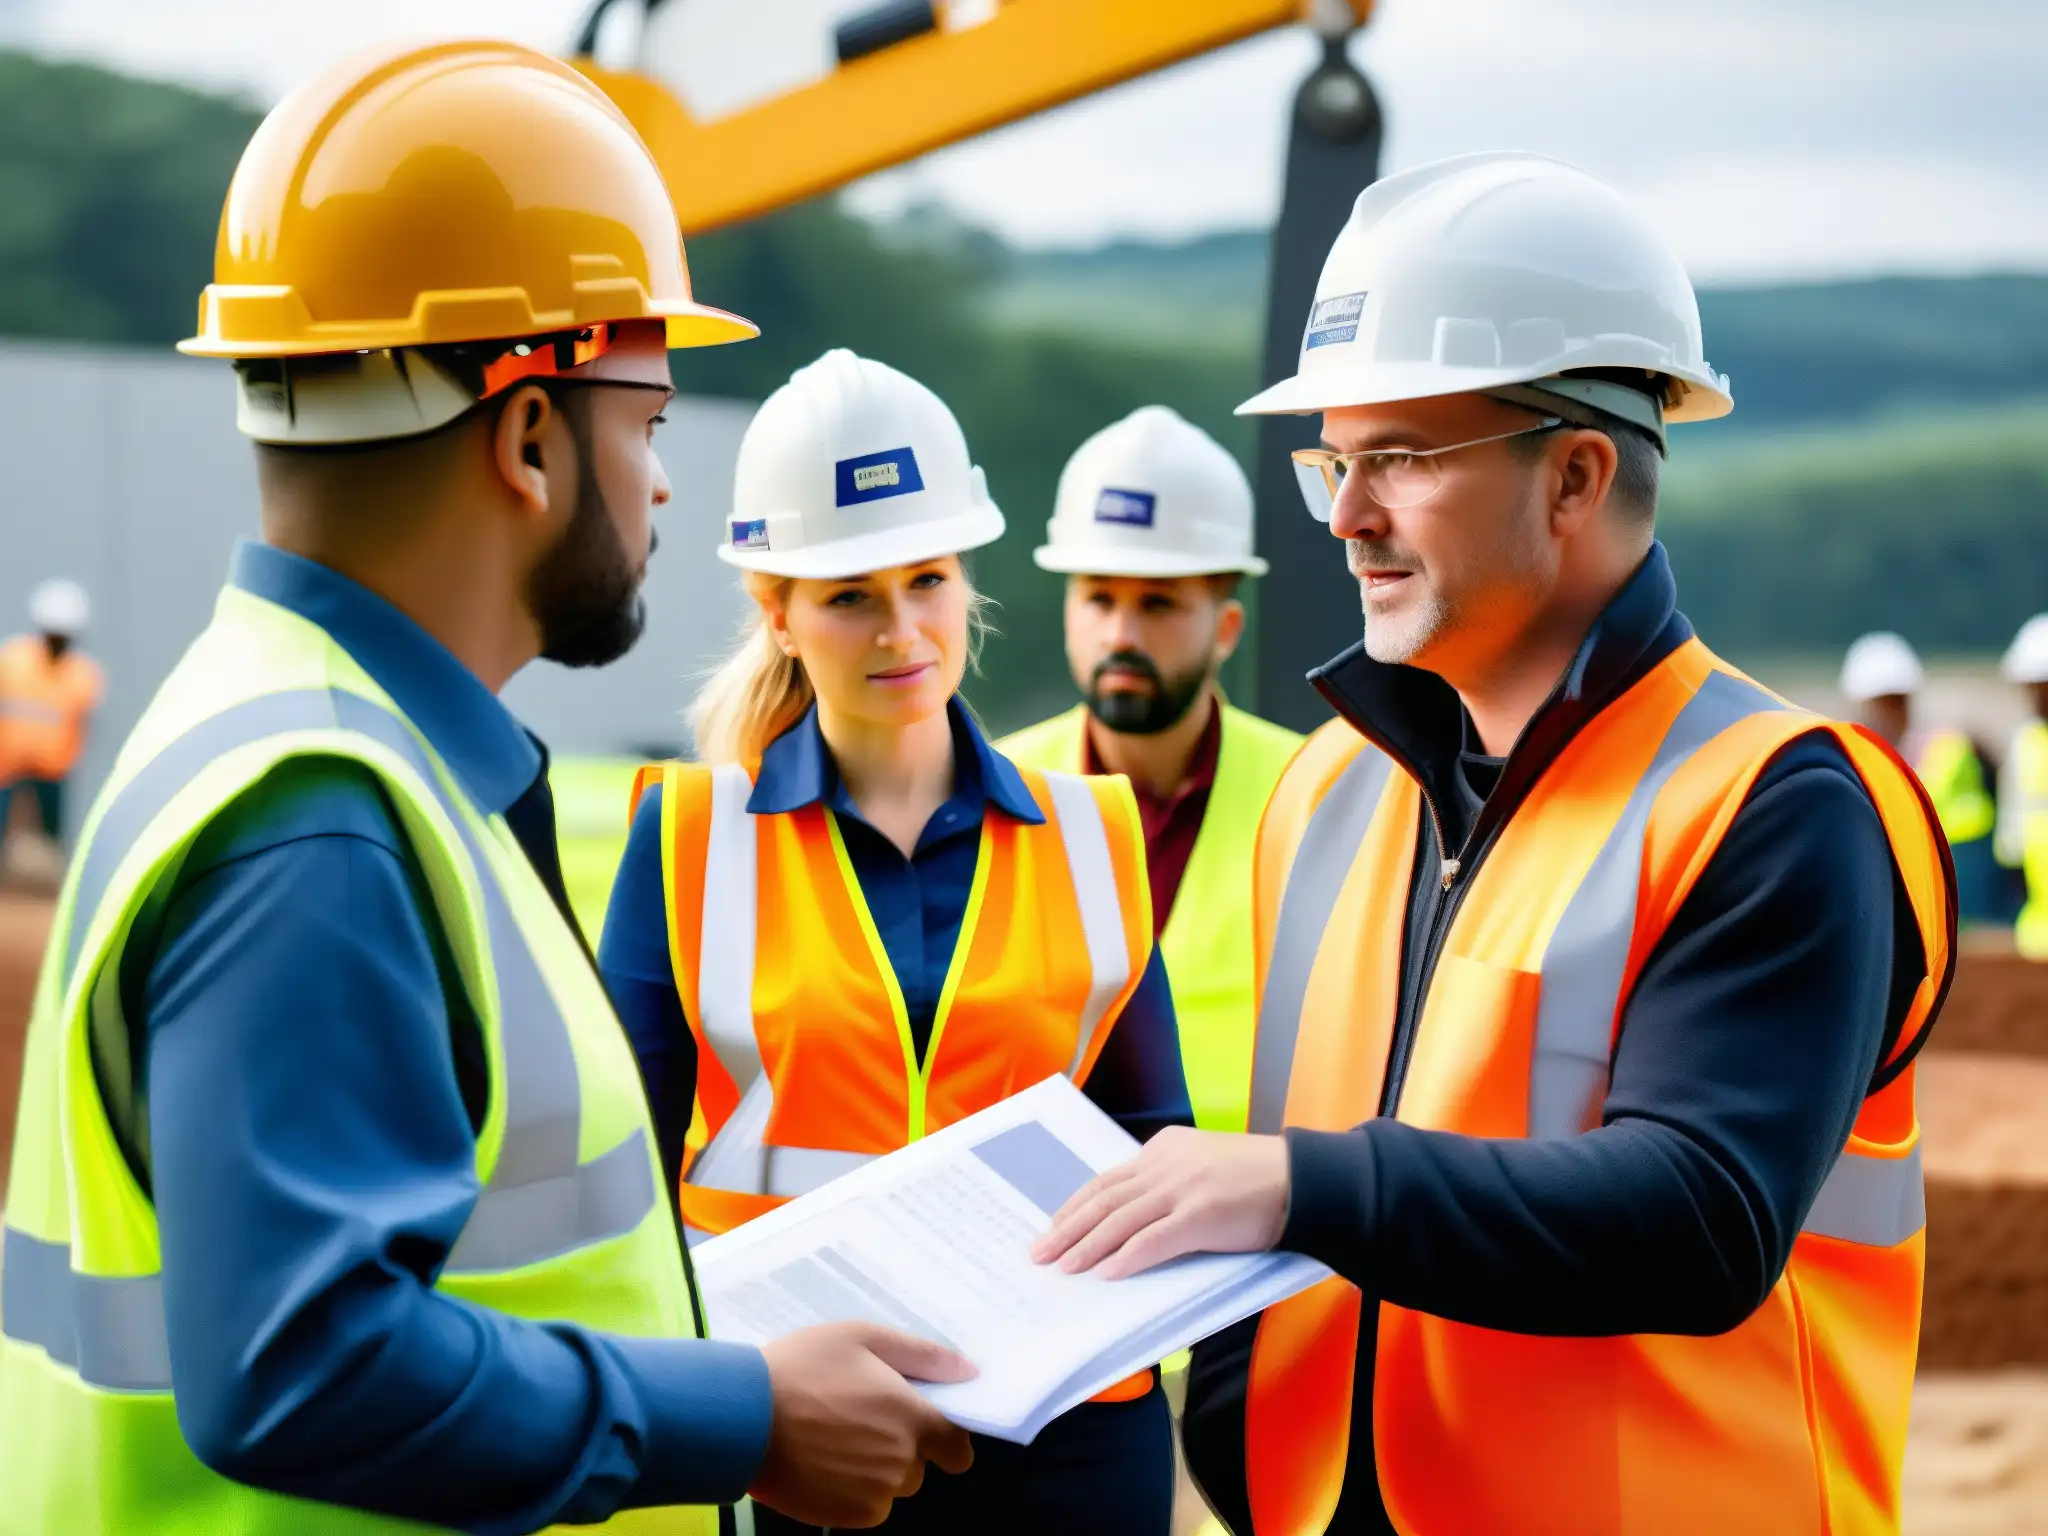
[28,579,90,636]
[2002,615,2048,685]
[1034,406,1266,580]
[1238,153,1733,442]
[721,349,1004,581]
[1838,632,1923,702]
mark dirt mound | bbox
[1937,935,2048,1057]
[0,893,53,1195]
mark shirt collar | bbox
[748,697,1045,827]
[1308,541,1692,833]
[229,540,544,816]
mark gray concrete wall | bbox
[0,339,754,837]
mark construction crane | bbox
[572,0,1385,728]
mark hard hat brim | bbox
[1032,547,1268,580]
[177,293,758,360]
[1235,359,1733,423]
[718,506,1006,582]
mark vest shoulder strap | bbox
[1254,719,1377,960]
[996,706,1088,773]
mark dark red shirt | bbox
[1084,697,1222,939]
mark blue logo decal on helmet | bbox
[1093,488,1157,528]
[835,446,925,507]
[731,517,770,550]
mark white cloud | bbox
[17,0,2048,282]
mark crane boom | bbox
[578,0,1371,236]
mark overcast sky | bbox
[10,0,2044,284]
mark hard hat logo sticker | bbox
[1094,488,1157,528]
[836,446,926,507]
[731,518,770,550]
[1304,290,1367,351]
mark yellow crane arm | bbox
[578,0,1371,236]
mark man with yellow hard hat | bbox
[0,40,971,1534]
[1001,407,1299,1134]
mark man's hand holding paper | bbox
[689,1078,1327,1446]
[1031,1125,1293,1280]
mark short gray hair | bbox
[1511,412,1661,524]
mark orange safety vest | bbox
[1242,637,1953,1536]
[0,635,103,782]
[633,756,1163,1400]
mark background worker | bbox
[1996,614,2048,957]
[0,42,971,1535]
[1001,405,1300,1133]
[601,350,1192,1535]
[1839,630,2004,923]
[1033,153,1953,1535]
[0,577,104,846]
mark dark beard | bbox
[528,410,648,669]
[1084,650,1210,736]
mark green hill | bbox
[0,51,258,344]
[1660,399,2048,657]
[983,227,2048,437]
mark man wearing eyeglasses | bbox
[1034,153,1954,1534]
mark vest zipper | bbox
[1385,797,1485,1115]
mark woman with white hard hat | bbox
[600,350,1188,1532]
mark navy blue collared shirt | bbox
[601,702,1193,1201]
[105,542,771,1533]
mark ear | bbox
[1549,429,1619,538]
[490,384,557,521]
[1213,595,1247,664]
[759,583,798,659]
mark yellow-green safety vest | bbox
[999,699,1301,1132]
[0,584,714,1535]
[1998,718,2048,959]
[1915,727,1994,847]
[551,754,649,944]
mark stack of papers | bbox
[691,1076,1329,1443]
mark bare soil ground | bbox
[1905,1371,2048,1535]
[0,892,52,1196]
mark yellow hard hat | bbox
[179,37,755,360]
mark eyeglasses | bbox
[1289,417,1564,522]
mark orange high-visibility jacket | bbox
[1243,637,1953,1536]
[632,756,1155,1240]
[0,635,103,782]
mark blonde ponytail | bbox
[689,573,812,765]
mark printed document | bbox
[690,1076,1330,1443]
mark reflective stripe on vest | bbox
[0,698,66,725]
[1248,744,1394,1137]
[1,1227,167,1392]
[682,765,1134,1208]
[1250,679,1925,1249]
[1000,701,1304,1134]
[3,687,656,1389]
